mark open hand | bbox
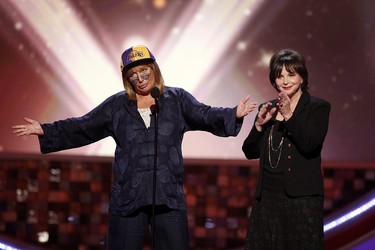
[12,117,44,137]
[236,95,257,118]
[254,102,277,131]
[277,91,293,120]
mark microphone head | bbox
[150,86,160,99]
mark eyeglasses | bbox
[128,67,151,85]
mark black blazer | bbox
[242,91,331,199]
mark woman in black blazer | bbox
[242,49,330,250]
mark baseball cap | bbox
[120,45,155,72]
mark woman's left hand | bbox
[236,95,257,118]
[277,91,293,120]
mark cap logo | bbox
[128,50,145,62]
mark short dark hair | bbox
[269,49,309,91]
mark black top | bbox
[263,120,285,192]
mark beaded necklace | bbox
[268,124,285,169]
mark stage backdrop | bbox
[0,0,374,161]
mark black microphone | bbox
[150,86,160,249]
[150,86,160,99]
[150,87,160,114]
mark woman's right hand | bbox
[12,117,44,136]
[254,102,276,132]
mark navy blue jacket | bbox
[39,87,243,215]
[242,91,330,199]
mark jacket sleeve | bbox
[38,95,116,154]
[179,89,243,137]
[242,124,264,159]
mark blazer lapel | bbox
[293,91,310,116]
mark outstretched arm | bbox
[12,117,44,137]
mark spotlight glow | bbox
[157,0,264,93]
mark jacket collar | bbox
[293,90,310,116]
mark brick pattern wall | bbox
[0,155,374,250]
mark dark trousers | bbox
[107,205,189,250]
